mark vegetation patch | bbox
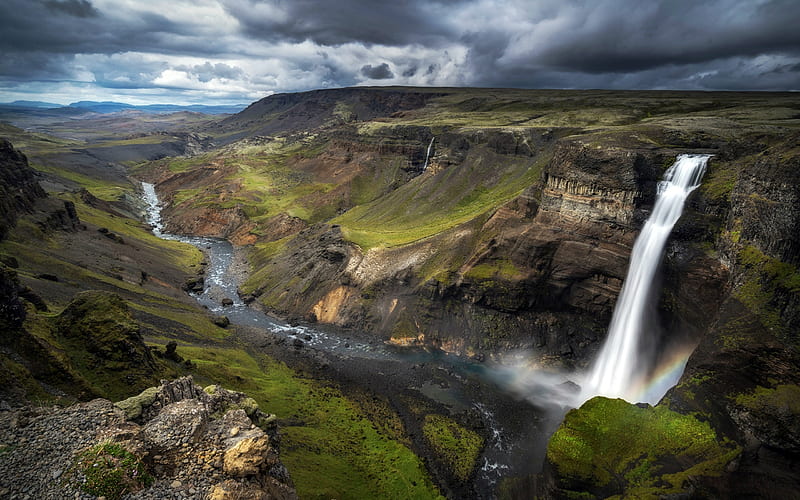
[176,345,442,499]
[73,441,153,500]
[734,245,799,343]
[547,397,740,498]
[422,413,484,481]
[464,259,521,281]
[734,384,800,415]
[700,159,738,202]
[335,151,546,249]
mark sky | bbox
[1,0,798,106]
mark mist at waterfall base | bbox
[486,154,711,410]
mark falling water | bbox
[422,137,435,171]
[582,154,711,404]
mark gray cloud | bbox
[0,0,798,105]
[361,63,394,80]
[220,0,456,46]
[43,0,98,18]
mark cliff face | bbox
[235,130,725,366]
[541,133,800,498]
[0,138,46,240]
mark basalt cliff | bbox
[2,87,799,498]
[143,88,799,497]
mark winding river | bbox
[141,182,524,494]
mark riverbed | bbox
[141,182,559,496]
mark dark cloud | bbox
[0,1,204,59]
[221,0,456,46]
[0,0,798,105]
[531,0,800,73]
[42,0,97,18]
[361,63,394,80]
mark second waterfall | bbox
[582,154,711,405]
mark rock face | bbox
[1,289,170,406]
[539,133,800,499]
[0,376,296,499]
[0,138,47,240]
[147,88,798,495]
[240,132,713,364]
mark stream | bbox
[140,182,538,495]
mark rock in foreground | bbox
[0,376,296,499]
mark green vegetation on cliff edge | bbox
[547,397,740,498]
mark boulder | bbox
[224,434,275,477]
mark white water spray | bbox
[422,137,434,171]
[582,154,711,404]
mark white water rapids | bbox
[581,154,711,404]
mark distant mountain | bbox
[67,101,245,115]
[4,100,63,109]
[0,101,245,115]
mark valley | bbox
[1,87,798,499]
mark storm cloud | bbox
[0,0,798,105]
[361,63,394,80]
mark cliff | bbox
[540,132,800,498]
[144,90,798,370]
[0,138,46,240]
[109,87,800,496]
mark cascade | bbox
[582,154,711,404]
[422,137,434,171]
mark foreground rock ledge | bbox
[0,376,296,499]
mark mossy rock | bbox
[546,397,740,498]
[422,413,483,481]
[114,386,160,420]
[732,384,800,453]
[54,291,170,401]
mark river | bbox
[140,182,545,496]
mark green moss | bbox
[177,345,442,499]
[734,245,799,342]
[546,397,740,497]
[73,442,153,500]
[700,161,738,202]
[464,259,521,280]
[54,291,174,401]
[422,414,484,481]
[114,386,159,420]
[734,384,800,414]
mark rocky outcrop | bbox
[0,138,83,240]
[1,290,173,406]
[0,377,295,499]
[0,138,47,240]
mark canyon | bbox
[0,87,798,498]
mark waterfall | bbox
[422,137,434,171]
[582,154,711,405]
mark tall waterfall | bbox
[422,137,435,171]
[582,154,711,404]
